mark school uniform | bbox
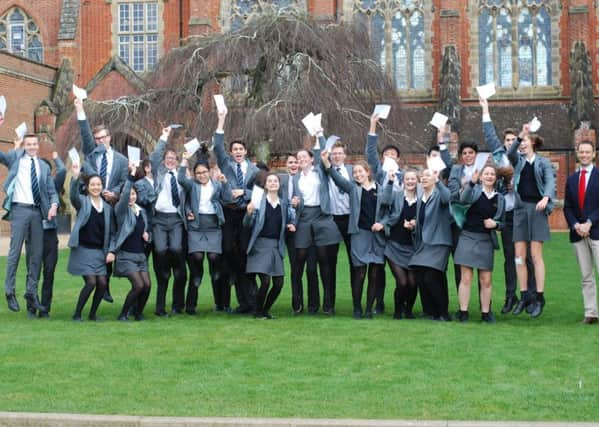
[365,133,404,188]
[384,191,417,269]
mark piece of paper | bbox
[430,112,448,130]
[213,94,227,114]
[325,135,340,152]
[184,138,201,156]
[15,122,27,139]
[68,147,80,165]
[476,82,496,100]
[72,84,87,100]
[168,123,183,129]
[496,153,510,168]
[127,146,141,166]
[302,112,317,136]
[529,116,541,133]
[250,185,264,208]
[427,156,447,173]
[373,104,391,120]
[0,95,6,116]
[382,156,398,174]
[474,152,490,172]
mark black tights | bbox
[187,252,221,309]
[387,259,417,315]
[413,266,448,318]
[120,271,151,318]
[351,263,381,313]
[294,244,337,312]
[254,274,284,316]
[74,275,107,319]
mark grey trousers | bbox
[4,205,43,296]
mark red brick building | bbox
[1,0,599,229]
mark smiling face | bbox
[352,163,370,186]
[519,135,533,155]
[461,147,476,167]
[297,150,313,171]
[194,164,210,185]
[265,174,280,193]
[230,142,247,164]
[87,176,103,197]
[577,142,595,167]
[163,150,178,171]
[23,135,39,157]
[420,169,434,190]
[330,146,346,167]
[286,155,299,175]
[93,128,111,149]
[480,166,497,188]
[128,187,137,206]
[403,170,418,191]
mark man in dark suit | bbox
[564,140,599,324]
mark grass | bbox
[0,232,597,421]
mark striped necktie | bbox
[100,152,108,188]
[236,162,244,187]
[169,171,180,208]
[31,158,41,206]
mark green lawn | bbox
[0,232,597,421]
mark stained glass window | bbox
[0,7,44,63]
[229,0,302,31]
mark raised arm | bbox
[74,98,96,157]
[366,114,382,177]
[149,127,171,175]
[53,153,67,193]
[480,98,503,153]
[212,109,230,172]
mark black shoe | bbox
[307,308,318,315]
[512,297,531,315]
[404,310,415,319]
[393,311,403,320]
[353,308,363,319]
[373,303,385,315]
[6,294,20,312]
[154,310,168,317]
[88,314,99,321]
[364,311,373,319]
[434,314,452,322]
[185,309,197,316]
[102,291,114,304]
[27,310,37,319]
[481,312,496,323]
[233,306,252,314]
[24,294,46,312]
[170,308,184,316]
[222,306,233,314]
[529,300,544,318]
[457,311,469,322]
[72,314,83,321]
[263,312,274,320]
[118,314,129,321]
[134,314,145,321]
[213,305,224,312]
[323,308,335,316]
[38,311,50,319]
[501,296,519,314]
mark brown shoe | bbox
[582,317,598,324]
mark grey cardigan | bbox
[459,182,505,249]
[413,182,453,247]
[243,196,291,258]
[110,178,150,252]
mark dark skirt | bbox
[295,206,342,249]
[68,246,106,276]
[188,229,222,254]
[247,237,284,276]
[350,229,385,266]
[114,250,148,277]
[454,230,495,270]
[513,201,551,242]
[385,240,415,269]
[409,243,451,272]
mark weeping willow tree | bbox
[76,11,410,159]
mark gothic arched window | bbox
[0,7,43,62]
[226,0,306,32]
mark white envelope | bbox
[474,152,490,172]
[529,116,541,133]
[430,112,448,130]
[184,138,201,156]
[213,94,227,114]
[68,147,80,165]
[427,156,447,173]
[169,123,183,129]
[72,84,88,100]
[0,95,6,116]
[476,82,496,100]
[302,112,316,136]
[250,185,264,208]
[313,113,322,132]
[373,104,391,120]
[127,146,141,166]
[325,135,340,152]
[382,156,398,174]
[15,122,27,139]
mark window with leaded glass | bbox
[117,2,159,72]
[0,7,43,62]
[227,0,304,32]
[354,0,426,90]
[478,0,552,87]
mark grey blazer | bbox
[327,166,394,244]
[42,157,67,230]
[0,149,59,220]
[460,182,505,249]
[177,166,232,229]
[213,132,258,206]
[149,136,185,220]
[68,178,113,252]
[413,181,453,247]
[507,138,555,214]
[110,178,150,252]
[78,119,128,194]
[134,177,157,225]
[243,196,291,258]
[365,133,403,185]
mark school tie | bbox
[100,152,108,187]
[578,168,587,211]
[236,162,244,187]
[30,158,41,206]
[169,171,180,208]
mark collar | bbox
[526,154,536,164]
[266,194,280,208]
[580,164,593,174]
[362,181,376,191]
[301,166,315,176]
[482,187,497,199]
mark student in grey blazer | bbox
[507,123,556,318]
[243,173,295,319]
[409,168,453,321]
[178,153,232,314]
[323,152,394,319]
[110,164,152,321]
[68,163,114,321]
[454,165,505,323]
[1,134,59,315]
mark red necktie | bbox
[578,168,587,211]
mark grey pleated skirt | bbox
[409,243,451,272]
[454,230,495,270]
[295,207,342,249]
[188,230,222,254]
[114,251,148,277]
[513,202,551,242]
[68,246,106,276]
[384,240,415,269]
[247,237,284,276]
[350,229,385,266]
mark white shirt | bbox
[145,176,154,188]
[198,180,216,214]
[526,154,536,165]
[329,165,350,215]
[298,167,320,206]
[155,169,180,214]
[287,174,295,202]
[96,147,114,189]
[579,165,593,191]
[13,154,40,205]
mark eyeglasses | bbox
[94,134,109,141]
